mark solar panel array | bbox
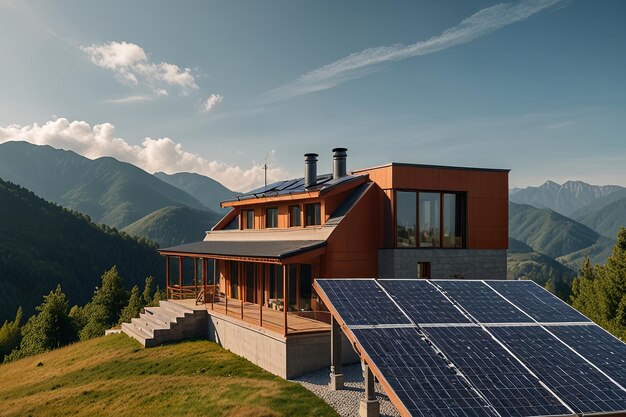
[315,279,626,417]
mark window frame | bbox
[304,202,322,227]
[265,206,278,229]
[289,205,302,227]
[241,209,254,230]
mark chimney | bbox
[332,147,348,179]
[304,153,318,188]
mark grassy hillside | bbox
[0,334,338,417]
[0,142,205,228]
[154,171,241,214]
[0,179,163,322]
[573,196,626,238]
[122,206,222,247]
[507,251,576,299]
[557,236,616,271]
[509,202,599,258]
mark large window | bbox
[305,203,321,226]
[396,191,465,248]
[265,207,278,228]
[289,205,302,227]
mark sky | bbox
[0,0,625,191]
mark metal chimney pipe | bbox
[304,153,318,188]
[332,148,348,179]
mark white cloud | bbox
[104,95,154,104]
[264,0,564,101]
[0,118,289,192]
[80,41,199,96]
[201,94,224,113]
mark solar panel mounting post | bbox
[359,363,380,417]
[329,316,344,390]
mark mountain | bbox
[0,179,163,323]
[122,206,222,247]
[572,196,626,239]
[507,237,534,254]
[507,250,577,300]
[509,202,600,258]
[0,141,206,228]
[557,236,616,270]
[154,172,241,213]
[570,188,626,220]
[509,180,624,216]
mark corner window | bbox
[289,205,302,227]
[305,203,321,226]
[242,209,254,229]
[265,207,278,228]
[396,191,466,248]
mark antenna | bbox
[263,150,274,187]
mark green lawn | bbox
[0,334,339,417]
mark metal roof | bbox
[221,173,366,203]
[158,239,326,260]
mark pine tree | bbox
[0,307,23,362]
[142,276,154,305]
[6,286,77,361]
[119,286,144,324]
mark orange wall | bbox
[354,164,509,249]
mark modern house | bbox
[122,148,509,378]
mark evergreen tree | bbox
[119,286,144,324]
[142,276,154,305]
[6,286,77,361]
[79,266,129,340]
[0,307,23,362]
[571,227,626,340]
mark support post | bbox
[203,258,208,305]
[259,264,263,327]
[359,363,380,417]
[194,257,198,304]
[240,263,244,320]
[178,256,183,300]
[283,264,288,336]
[329,316,344,390]
[165,256,170,300]
[212,259,217,310]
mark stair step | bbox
[122,323,151,346]
[159,300,195,316]
[131,318,167,337]
[144,306,181,324]
[140,311,171,328]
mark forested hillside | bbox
[0,179,163,322]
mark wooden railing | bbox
[167,285,218,304]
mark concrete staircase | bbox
[121,300,207,348]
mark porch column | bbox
[202,258,208,305]
[240,263,244,320]
[359,363,380,417]
[283,264,288,336]
[165,256,170,300]
[193,257,198,304]
[212,259,217,310]
[259,264,263,328]
[329,316,344,390]
[178,256,183,300]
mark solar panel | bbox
[490,326,626,414]
[435,280,532,324]
[315,279,411,326]
[550,325,626,388]
[486,280,590,323]
[352,327,498,417]
[423,326,572,417]
[379,280,471,324]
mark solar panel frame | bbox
[434,280,533,324]
[315,279,412,326]
[550,324,626,389]
[422,326,574,417]
[378,279,472,324]
[486,280,591,323]
[352,327,499,417]
[490,326,626,414]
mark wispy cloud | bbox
[104,95,154,104]
[0,118,289,192]
[80,41,199,96]
[264,0,564,102]
[200,94,224,113]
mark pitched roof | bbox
[221,173,366,203]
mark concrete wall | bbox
[378,249,507,280]
[207,311,359,379]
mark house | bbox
[125,148,509,378]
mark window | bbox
[417,262,431,279]
[396,191,466,248]
[305,203,321,226]
[265,207,278,228]
[289,205,302,227]
[230,262,239,299]
[242,209,254,229]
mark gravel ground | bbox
[292,364,400,417]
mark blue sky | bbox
[0,0,625,191]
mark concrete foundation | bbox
[379,248,507,279]
[359,399,381,417]
[206,309,359,379]
[329,372,344,390]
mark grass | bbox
[0,334,339,417]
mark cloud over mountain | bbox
[0,118,288,192]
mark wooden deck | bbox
[171,298,331,336]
